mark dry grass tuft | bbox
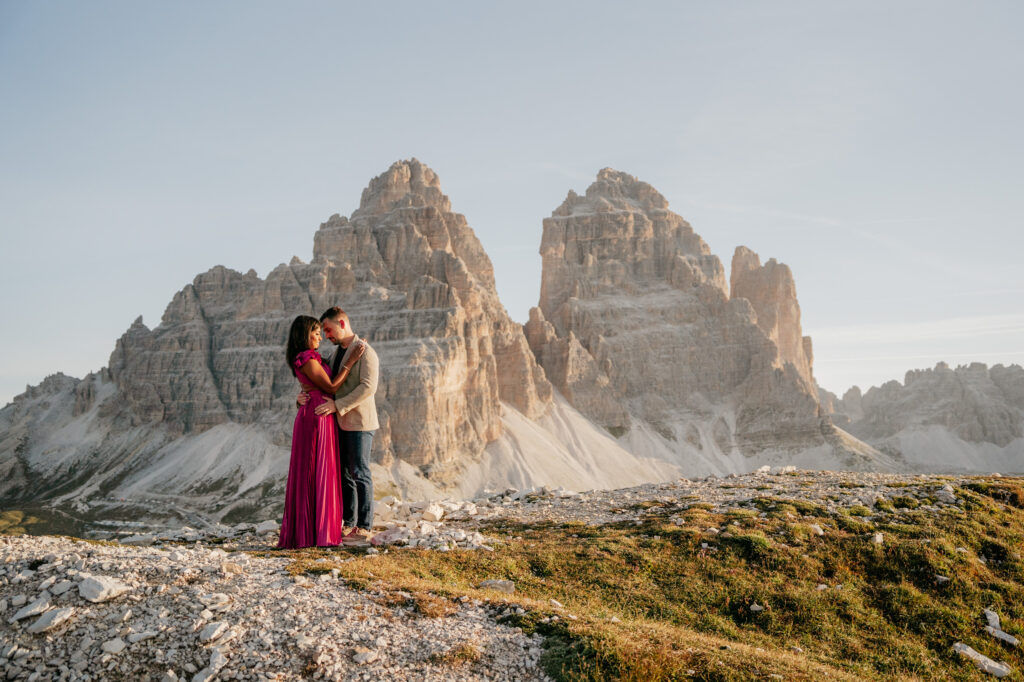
[373,590,457,618]
[428,641,482,666]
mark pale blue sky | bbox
[2,1,1022,406]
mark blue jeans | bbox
[339,429,374,529]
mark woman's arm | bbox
[298,358,337,394]
[325,342,366,391]
[297,343,367,393]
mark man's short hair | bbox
[319,307,349,325]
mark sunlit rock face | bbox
[108,159,553,479]
[526,168,836,456]
[730,246,815,393]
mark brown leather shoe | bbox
[343,527,373,547]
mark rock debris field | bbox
[1,468,1020,681]
[1,532,547,682]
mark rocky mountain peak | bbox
[314,159,496,292]
[71,159,552,482]
[528,169,876,463]
[539,169,725,322]
[587,167,669,209]
[552,168,669,218]
[356,158,451,216]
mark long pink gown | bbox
[277,349,343,549]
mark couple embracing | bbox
[278,307,379,549]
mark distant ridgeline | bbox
[1,160,1021,529]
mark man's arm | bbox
[334,346,378,415]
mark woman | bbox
[278,315,365,549]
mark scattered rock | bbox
[50,579,74,595]
[353,646,379,664]
[986,626,1020,648]
[255,520,279,534]
[952,642,1012,677]
[78,574,131,603]
[9,595,50,623]
[101,637,126,655]
[27,607,75,634]
[421,503,445,522]
[199,621,228,643]
[479,579,515,594]
[198,593,231,611]
[935,485,957,504]
[984,609,1002,630]
[193,649,228,682]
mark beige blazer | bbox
[332,335,380,431]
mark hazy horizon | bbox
[2,1,1022,406]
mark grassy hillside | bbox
[268,477,1024,681]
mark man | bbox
[297,307,379,547]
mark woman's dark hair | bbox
[286,315,321,376]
